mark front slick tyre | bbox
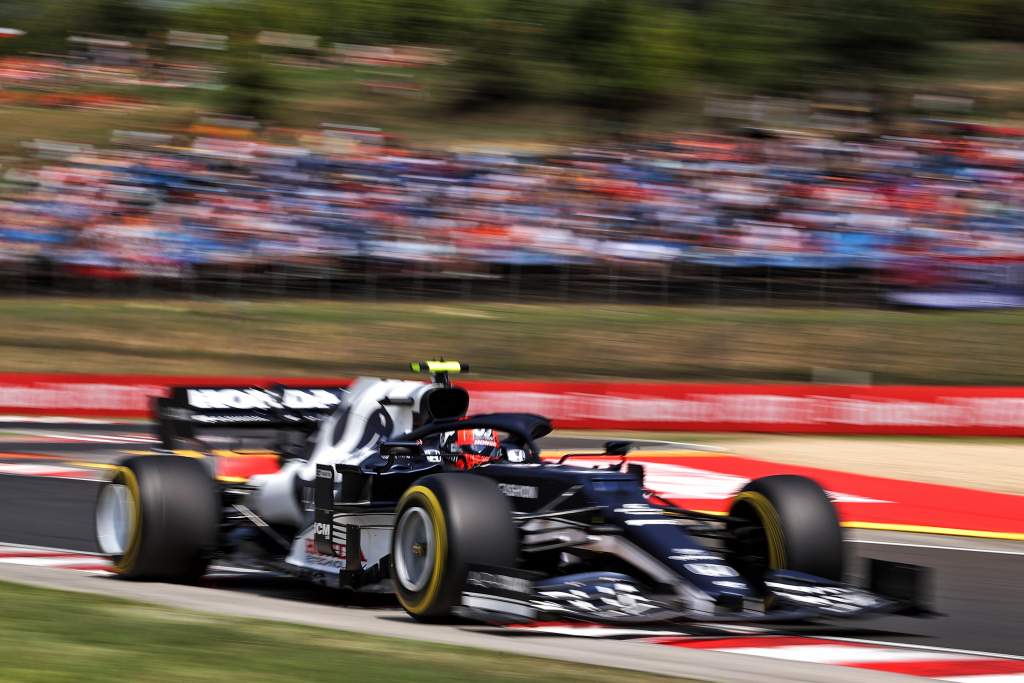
[96,455,218,582]
[391,473,517,621]
[728,474,844,582]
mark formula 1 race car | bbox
[95,362,929,623]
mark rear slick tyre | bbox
[96,455,218,582]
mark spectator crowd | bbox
[2,123,1024,288]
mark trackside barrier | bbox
[2,373,1024,435]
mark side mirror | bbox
[604,441,632,456]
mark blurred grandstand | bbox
[0,0,1022,308]
[1,120,1023,306]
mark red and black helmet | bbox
[441,427,502,469]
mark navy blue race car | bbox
[96,361,930,624]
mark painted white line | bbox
[847,539,1024,557]
[551,436,727,453]
[29,432,155,444]
[939,676,1024,682]
[690,624,770,635]
[95,435,155,443]
[0,464,106,481]
[0,542,104,556]
[0,464,93,477]
[0,464,70,475]
[644,440,729,453]
[520,625,686,638]
[208,565,274,575]
[819,637,1024,662]
[0,545,272,577]
[714,644,976,664]
[0,556,110,568]
[0,416,114,424]
[0,551,266,577]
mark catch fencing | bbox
[0,259,887,306]
[6,255,1022,307]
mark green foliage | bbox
[940,0,1024,41]
[452,0,694,120]
[449,0,545,109]
[170,0,474,46]
[811,0,937,78]
[79,0,167,38]
[388,0,466,44]
[698,0,821,93]
[699,0,937,94]
[220,48,279,120]
[0,0,1006,126]
[565,0,695,120]
[0,0,168,56]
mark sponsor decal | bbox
[464,428,500,448]
[496,483,539,499]
[683,563,739,578]
[0,380,166,414]
[5,373,1024,435]
[303,539,366,561]
[186,388,343,411]
[505,448,527,463]
[625,519,688,526]
[303,539,346,569]
[614,503,663,515]
[442,428,501,450]
[462,382,1024,435]
[313,522,332,537]
[192,414,271,424]
[669,548,725,562]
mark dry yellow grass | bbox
[2,298,1024,384]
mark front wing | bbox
[456,563,929,625]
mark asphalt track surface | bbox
[1,424,1022,678]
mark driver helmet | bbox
[440,427,502,469]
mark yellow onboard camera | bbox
[410,360,468,386]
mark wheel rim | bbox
[728,493,785,579]
[96,483,135,556]
[394,507,435,592]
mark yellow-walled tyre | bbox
[727,474,843,582]
[95,456,218,582]
[391,474,517,621]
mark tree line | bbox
[1,0,1021,121]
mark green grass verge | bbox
[1,298,1023,384]
[0,581,698,683]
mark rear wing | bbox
[153,385,348,450]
